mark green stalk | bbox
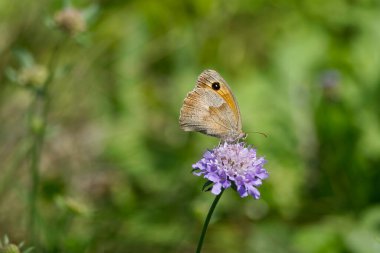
[28,108,44,244]
[27,40,65,246]
[196,189,224,253]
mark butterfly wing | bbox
[197,70,243,131]
[179,69,245,142]
[179,87,240,141]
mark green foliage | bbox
[1,0,380,252]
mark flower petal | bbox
[192,142,268,199]
[211,183,222,195]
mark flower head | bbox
[192,142,268,199]
[54,7,86,36]
[0,244,20,253]
[18,64,48,87]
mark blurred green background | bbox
[1,0,380,252]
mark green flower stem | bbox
[28,108,43,244]
[196,189,224,253]
[28,40,66,245]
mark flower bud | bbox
[18,65,48,87]
[0,244,21,253]
[54,8,86,36]
[31,115,44,135]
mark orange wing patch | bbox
[196,70,240,124]
[215,85,240,123]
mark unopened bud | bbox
[54,8,86,36]
[0,244,21,253]
[18,65,48,87]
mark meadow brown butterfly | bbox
[179,69,246,143]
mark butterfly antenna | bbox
[246,131,268,138]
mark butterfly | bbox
[179,69,246,143]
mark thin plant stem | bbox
[27,40,66,246]
[28,112,43,244]
[196,189,224,253]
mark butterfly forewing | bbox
[196,70,242,130]
[179,70,245,142]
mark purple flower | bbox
[192,142,268,199]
